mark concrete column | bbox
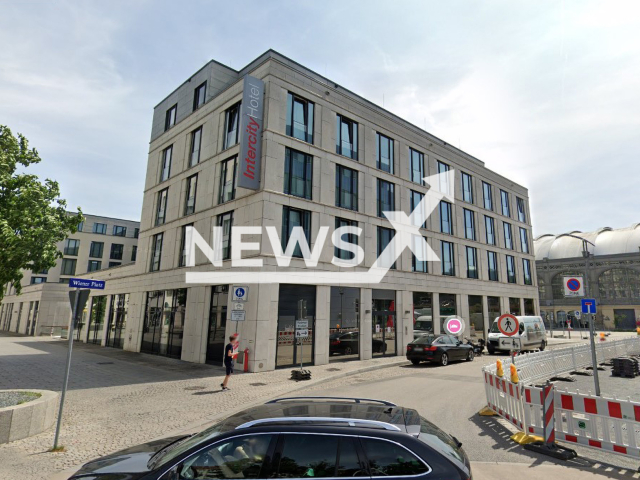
[125,291,146,353]
[432,292,440,334]
[459,294,470,322]
[255,283,279,372]
[500,297,510,315]
[482,296,490,339]
[99,295,111,346]
[181,286,207,364]
[397,290,413,355]
[314,286,330,366]
[196,287,213,364]
[360,289,372,360]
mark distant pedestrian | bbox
[221,335,239,391]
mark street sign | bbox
[443,316,465,335]
[68,290,90,323]
[296,320,308,330]
[230,310,246,321]
[574,311,581,319]
[69,278,105,289]
[581,298,596,314]
[563,276,584,297]
[232,286,248,301]
[233,303,244,310]
[295,329,309,338]
[499,336,521,351]
[497,314,519,336]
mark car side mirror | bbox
[456,340,462,345]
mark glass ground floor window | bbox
[206,285,229,365]
[509,297,521,315]
[468,295,484,338]
[141,289,187,358]
[413,292,433,335]
[87,296,107,344]
[524,298,535,316]
[329,287,360,362]
[106,293,129,349]
[276,284,316,368]
[487,296,500,335]
[372,289,396,357]
[439,293,457,332]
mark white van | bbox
[487,316,547,354]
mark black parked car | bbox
[329,331,386,355]
[69,396,471,480]
[406,334,474,366]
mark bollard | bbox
[599,332,606,342]
[243,348,250,373]
[510,364,519,384]
[496,359,504,377]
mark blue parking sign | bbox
[581,298,596,314]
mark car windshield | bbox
[329,332,341,339]
[418,416,466,466]
[490,321,500,333]
[414,321,432,331]
[413,335,436,345]
[147,420,228,469]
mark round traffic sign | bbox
[443,316,465,335]
[566,278,581,292]
[235,287,246,298]
[497,314,519,337]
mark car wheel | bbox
[466,350,474,361]
[440,353,449,366]
[487,346,495,355]
[539,341,546,351]
[411,359,420,365]
[344,346,353,355]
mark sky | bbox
[1,0,639,237]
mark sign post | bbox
[581,298,600,396]
[53,279,104,450]
[296,300,307,371]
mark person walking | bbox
[221,335,238,391]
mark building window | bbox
[184,174,197,216]
[286,92,314,143]
[156,188,168,226]
[217,212,234,261]
[189,127,202,167]
[335,165,358,211]
[412,236,428,273]
[134,228,139,239]
[517,197,527,223]
[109,262,121,268]
[437,161,451,194]
[441,241,455,276]
[218,156,237,204]
[336,114,358,160]
[523,259,533,285]
[466,246,478,279]
[503,222,513,250]
[64,239,80,256]
[377,226,396,270]
[463,208,476,240]
[160,146,172,182]
[193,82,206,111]
[93,223,107,234]
[61,259,76,276]
[284,148,312,199]
[334,217,358,261]
[461,172,473,203]
[77,221,84,232]
[410,148,425,185]
[89,241,104,258]
[223,102,240,149]
[506,255,517,284]
[31,277,47,284]
[165,104,177,131]
[113,225,126,237]
[440,201,453,234]
[483,181,493,210]
[87,260,102,272]
[150,233,163,272]
[410,190,426,228]
[376,132,394,173]
[519,227,529,253]
[501,189,510,217]
[110,243,124,260]
[485,216,496,245]
[377,179,395,217]
[179,223,194,267]
[282,207,310,258]
[131,245,137,262]
[487,251,499,281]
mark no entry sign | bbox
[497,314,519,336]
[563,276,584,297]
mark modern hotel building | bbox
[32,50,538,371]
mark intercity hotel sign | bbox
[237,75,264,190]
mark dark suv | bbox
[69,396,471,480]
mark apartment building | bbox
[62,50,537,372]
[0,214,140,336]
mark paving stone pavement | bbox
[0,334,405,480]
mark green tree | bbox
[0,125,82,301]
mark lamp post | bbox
[544,256,553,338]
[581,239,601,397]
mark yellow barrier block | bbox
[511,432,543,445]
[496,360,504,377]
[478,406,497,416]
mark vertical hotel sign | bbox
[237,75,264,190]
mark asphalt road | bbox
[293,355,639,478]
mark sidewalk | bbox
[473,461,637,480]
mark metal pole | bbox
[53,288,80,450]
[583,244,601,396]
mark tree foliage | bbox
[0,125,82,301]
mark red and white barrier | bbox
[483,371,524,431]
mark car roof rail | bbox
[265,396,397,407]
[236,417,402,431]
